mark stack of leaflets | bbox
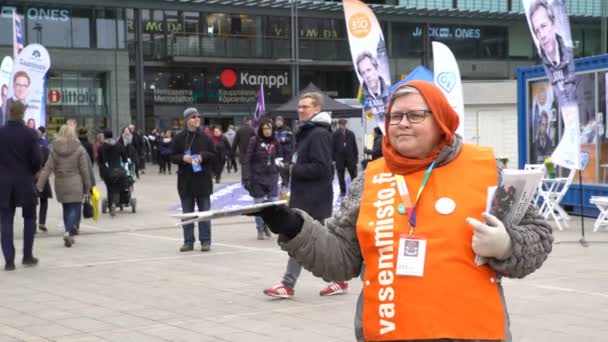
[476,169,544,265]
[171,200,288,225]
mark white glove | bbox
[274,158,284,168]
[466,212,512,260]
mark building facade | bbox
[0,0,605,139]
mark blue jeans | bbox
[180,195,211,245]
[62,202,82,233]
[1,205,36,263]
[253,195,278,230]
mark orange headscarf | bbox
[382,80,460,175]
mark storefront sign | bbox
[411,25,482,40]
[127,20,184,34]
[26,7,70,22]
[220,69,288,90]
[153,89,193,104]
[47,88,103,106]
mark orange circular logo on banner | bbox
[349,13,371,38]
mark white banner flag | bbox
[432,41,465,139]
[0,56,13,126]
[7,44,51,128]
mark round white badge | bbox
[435,197,456,215]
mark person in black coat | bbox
[362,126,383,170]
[118,126,138,178]
[36,129,53,233]
[332,119,358,196]
[263,92,348,298]
[274,115,294,188]
[232,119,256,179]
[0,101,41,271]
[78,127,95,166]
[242,119,282,239]
[158,129,173,174]
[171,108,217,252]
[98,129,129,214]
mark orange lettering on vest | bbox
[356,144,505,341]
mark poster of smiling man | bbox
[523,0,580,170]
[343,0,391,133]
[7,44,50,128]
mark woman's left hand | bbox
[467,213,513,260]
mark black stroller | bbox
[102,160,137,215]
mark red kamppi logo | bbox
[220,69,237,88]
[48,90,61,103]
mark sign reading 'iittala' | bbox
[47,88,103,106]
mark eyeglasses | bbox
[388,110,431,125]
[190,115,201,119]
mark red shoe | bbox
[319,282,349,296]
[263,282,294,299]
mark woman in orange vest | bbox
[254,80,553,341]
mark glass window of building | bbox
[207,13,256,36]
[117,8,126,49]
[96,8,117,49]
[71,8,92,48]
[183,11,200,33]
[26,6,72,47]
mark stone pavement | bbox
[1,166,608,341]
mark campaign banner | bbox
[7,44,51,128]
[523,0,580,169]
[432,42,465,139]
[0,56,13,126]
[13,11,24,60]
[343,0,391,134]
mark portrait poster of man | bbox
[0,56,13,126]
[343,0,392,133]
[523,0,581,170]
[7,44,50,128]
[524,0,576,107]
[529,81,557,163]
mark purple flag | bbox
[252,85,265,128]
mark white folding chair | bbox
[524,164,547,209]
[590,196,608,232]
[538,167,576,231]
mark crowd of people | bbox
[0,81,554,341]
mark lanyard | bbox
[395,159,437,236]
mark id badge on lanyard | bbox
[393,160,436,277]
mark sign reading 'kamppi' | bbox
[217,69,289,104]
[7,44,51,128]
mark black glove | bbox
[248,205,303,239]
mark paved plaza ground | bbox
[1,167,608,341]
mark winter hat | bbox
[183,107,199,120]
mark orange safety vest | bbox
[356,144,505,341]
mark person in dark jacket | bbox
[242,119,282,240]
[332,119,358,197]
[78,127,95,166]
[263,92,348,298]
[211,126,231,184]
[274,115,294,188]
[118,126,138,178]
[171,107,217,252]
[36,128,53,233]
[158,129,173,174]
[0,101,41,270]
[98,129,129,216]
[362,126,383,170]
[232,119,256,179]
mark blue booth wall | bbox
[517,54,608,217]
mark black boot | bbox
[22,256,39,267]
[4,260,15,271]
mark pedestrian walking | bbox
[36,128,52,233]
[254,80,554,341]
[332,119,359,196]
[0,101,41,271]
[171,108,216,252]
[211,126,230,183]
[118,126,138,178]
[78,127,95,166]
[37,124,92,247]
[159,129,173,174]
[263,92,349,298]
[224,125,238,173]
[98,129,129,216]
[232,119,255,180]
[274,115,294,188]
[242,119,281,240]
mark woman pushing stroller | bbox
[98,129,129,216]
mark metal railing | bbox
[167,32,350,61]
